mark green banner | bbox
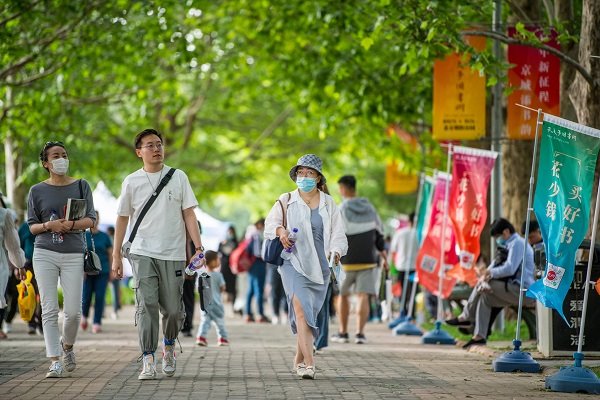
[527,114,600,323]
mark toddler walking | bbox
[196,251,229,346]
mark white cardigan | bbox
[264,189,348,284]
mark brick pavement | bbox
[0,305,596,399]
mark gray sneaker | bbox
[355,333,367,344]
[162,345,176,377]
[295,363,306,377]
[331,333,349,343]
[138,354,157,380]
[61,338,76,372]
[46,361,69,378]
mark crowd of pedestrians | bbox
[0,130,542,384]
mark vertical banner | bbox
[432,35,486,140]
[447,146,498,286]
[386,162,419,194]
[507,27,560,139]
[527,114,600,323]
[385,125,419,194]
[416,175,435,246]
[416,173,458,298]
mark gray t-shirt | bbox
[27,179,96,254]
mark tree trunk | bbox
[568,0,600,238]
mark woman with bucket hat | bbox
[264,154,347,379]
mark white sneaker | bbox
[162,345,176,377]
[302,366,315,380]
[138,354,157,380]
[3,322,11,334]
[46,361,69,378]
[295,363,306,377]
[271,316,280,325]
[61,338,76,372]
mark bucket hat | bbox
[289,154,326,184]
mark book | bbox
[65,198,87,221]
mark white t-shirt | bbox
[390,226,417,271]
[117,166,198,261]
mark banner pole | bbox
[437,145,453,322]
[392,173,426,336]
[515,108,543,344]
[575,170,600,356]
[492,110,542,373]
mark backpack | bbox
[229,238,256,274]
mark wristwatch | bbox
[195,246,204,252]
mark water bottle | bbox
[49,210,63,244]
[185,252,206,276]
[281,228,299,260]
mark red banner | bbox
[415,173,458,298]
[446,146,498,286]
[507,26,560,139]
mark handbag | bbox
[83,230,102,275]
[263,193,291,266]
[121,168,176,262]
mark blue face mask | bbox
[297,177,317,192]
[495,236,506,247]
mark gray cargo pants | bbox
[131,254,186,353]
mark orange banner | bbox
[415,174,458,298]
[507,27,560,139]
[433,35,486,141]
[385,125,419,194]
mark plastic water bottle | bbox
[281,228,299,260]
[185,253,206,276]
[49,210,63,244]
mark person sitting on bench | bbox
[446,218,536,348]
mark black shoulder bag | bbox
[121,168,176,262]
[77,180,103,275]
[263,193,291,266]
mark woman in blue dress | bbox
[264,154,347,380]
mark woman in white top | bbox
[0,195,27,339]
[264,154,347,380]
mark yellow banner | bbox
[385,162,418,194]
[433,36,486,140]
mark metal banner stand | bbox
[545,163,600,394]
[493,108,542,373]
[422,148,455,345]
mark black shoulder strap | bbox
[127,168,176,243]
[78,179,83,199]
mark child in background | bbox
[196,250,229,347]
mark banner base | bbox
[422,321,455,345]
[393,318,422,336]
[388,312,408,329]
[493,340,540,373]
[545,352,600,394]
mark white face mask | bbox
[50,158,69,175]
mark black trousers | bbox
[181,278,195,333]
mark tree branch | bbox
[244,106,294,161]
[0,0,43,28]
[5,61,66,87]
[183,79,213,148]
[461,30,594,86]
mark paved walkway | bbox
[0,305,596,399]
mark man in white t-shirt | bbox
[111,129,204,381]
[389,212,417,319]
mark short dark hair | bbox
[490,218,515,236]
[134,128,163,149]
[39,141,66,162]
[408,211,416,225]
[521,219,540,235]
[205,250,219,264]
[338,175,356,190]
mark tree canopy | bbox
[1,0,594,232]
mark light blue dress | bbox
[280,207,330,337]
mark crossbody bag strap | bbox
[127,168,177,244]
[276,192,292,229]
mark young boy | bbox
[196,250,229,346]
